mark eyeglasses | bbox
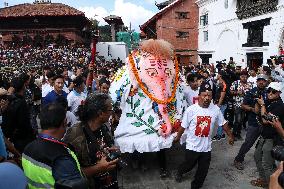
[106,109,114,112]
[268,88,278,94]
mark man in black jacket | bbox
[2,76,36,153]
[251,82,284,187]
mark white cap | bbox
[268,82,282,92]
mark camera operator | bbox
[64,93,121,189]
[251,82,284,187]
[234,74,268,170]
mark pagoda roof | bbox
[155,0,176,10]
[140,0,181,32]
[103,15,124,25]
[0,3,85,18]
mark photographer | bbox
[251,82,284,187]
[64,93,120,189]
[234,74,268,170]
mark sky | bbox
[2,0,167,31]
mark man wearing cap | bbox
[230,70,253,140]
[174,82,234,189]
[234,74,269,170]
[250,82,284,187]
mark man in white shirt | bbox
[41,72,55,98]
[184,73,199,105]
[67,76,87,115]
[174,82,234,189]
[271,59,284,101]
[248,68,257,88]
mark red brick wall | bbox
[156,0,198,65]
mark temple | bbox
[0,0,92,47]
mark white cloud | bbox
[78,6,109,25]
[144,0,167,4]
[111,0,155,31]
[79,0,156,32]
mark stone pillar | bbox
[111,23,116,42]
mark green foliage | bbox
[143,129,155,135]
[134,99,141,109]
[138,109,144,118]
[126,113,134,117]
[131,122,143,127]
[148,115,154,125]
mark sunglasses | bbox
[268,88,278,94]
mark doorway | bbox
[247,52,263,70]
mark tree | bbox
[90,18,112,42]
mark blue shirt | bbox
[42,90,68,106]
[0,162,27,189]
[0,127,7,159]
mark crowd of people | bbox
[0,39,284,189]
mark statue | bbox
[110,39,187,153]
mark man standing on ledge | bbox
[174,82,234,189]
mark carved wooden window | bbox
[224,0,229,9]
[176,31,189,38]
[176,12,189,19]
[200,13,208,26]
[203,31,208,42]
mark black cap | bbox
[199,82,212,94]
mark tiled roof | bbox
[0,3,85,18]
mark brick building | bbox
[0,0,91,47]
[140,0,199,65]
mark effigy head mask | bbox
[127,39,179,137]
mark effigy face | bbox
[138,51,175,101]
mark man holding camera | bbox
[234,74,268,170]
[250,82,284,187]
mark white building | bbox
[196,0,284,69]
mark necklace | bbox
[128,53,179,105]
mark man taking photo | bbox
[250,82,284,187]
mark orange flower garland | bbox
[128,53,179,105]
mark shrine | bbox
[0,0,92,47]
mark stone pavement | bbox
[118,138,259,189]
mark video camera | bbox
[262,113,279,122]
[103,148,127,170]
[269,55,284,65]
[271,146,284,187]
[251,90,262,99]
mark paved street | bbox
[118,136,259,189]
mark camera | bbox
[262,113,278,122]
[271,146,284,187]
[105,150,127,170]
[270,55,284,65]
[251,90,262,99]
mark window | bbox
[176,12,189,19]
[203,31,208,42]
[200,13,208,26]
[224,0,228,9]
[176,31,189,38]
